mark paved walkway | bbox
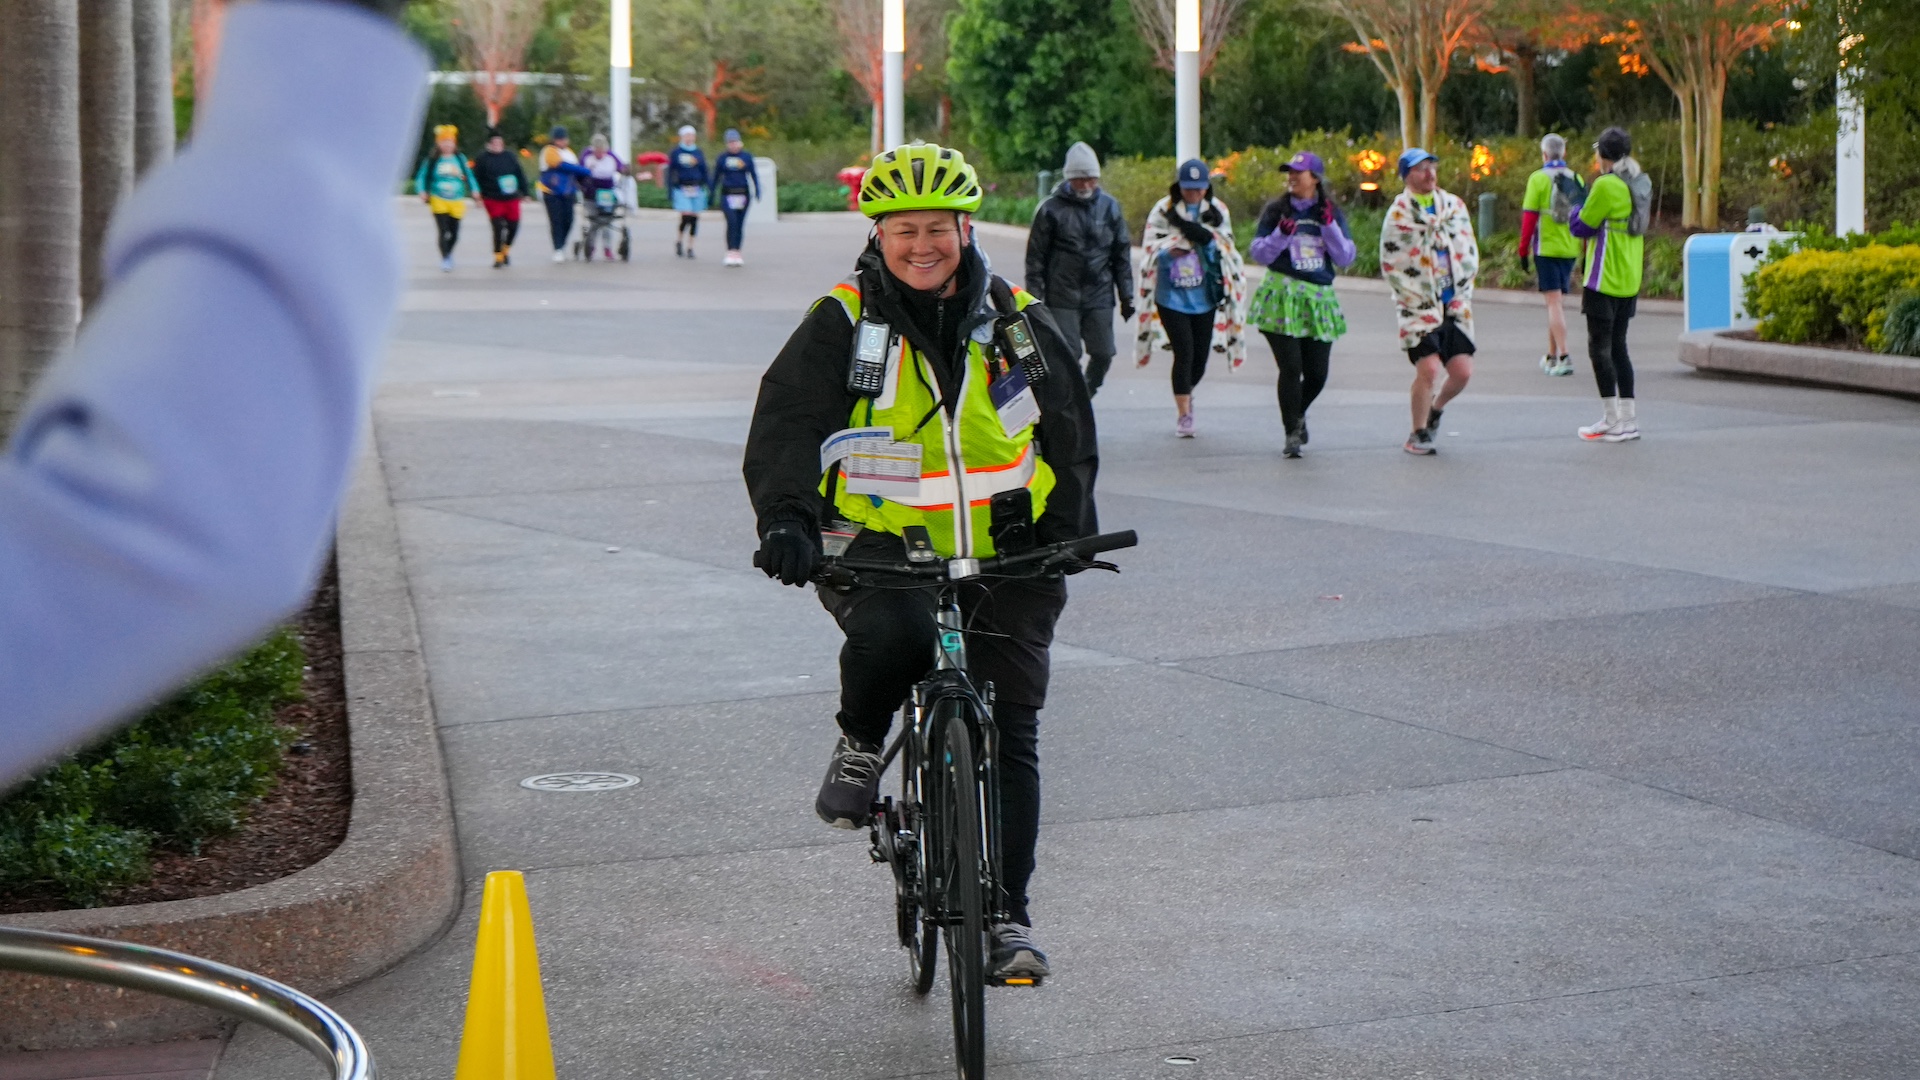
[218,203,1920,1079]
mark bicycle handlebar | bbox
[753,530,1138,583]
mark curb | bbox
[1678,329,1920,398]
[0,449,461,1051]
[968,218,1684,315]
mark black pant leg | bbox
[1189,312,1214,389]
[1583,288,1620,398]
[961,576,1066,926]
[817,584,937,747]
[1166,310,1212,395]
[1265,330,1304,431]
[504,215,519,247]
[546,195,573,250]
[434,214,458,257]
[1300,337,1332,412]
[1083,353,1112,393]
[490,214,508,252]
[1611,301,1635,398]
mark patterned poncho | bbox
[1378,187,1479,350]
[1132,195,1249,371]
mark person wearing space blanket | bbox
[1131,158,1248,439]
[1379,148,1480,456]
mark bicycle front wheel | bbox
[935,711,987,1080]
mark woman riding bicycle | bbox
[743,142,1099,982]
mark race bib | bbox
[1433,244,1454,293]
[677,152,697,167]
[595,189,617,208]
[1168,249,1205,290]
[822,427,922,500]
[725,193,749,210]
[498,174,518,195]
[1292,230,1325,273]
[679,185,704,196]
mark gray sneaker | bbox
[815,735,884,829]
[990,922,1051,981]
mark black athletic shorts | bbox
[1406,316,1476,365]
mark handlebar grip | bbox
[1068,530,1138,558]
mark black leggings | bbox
[1583,288,1636,399]
[1162,309,1214,396]
[433,213,460,257]
[678,213,699,238]
[1263,331,1332,434]
[817,533,1065,925]
[490,214,518,253]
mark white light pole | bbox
[1175,0,1200,162]
[1836,27,1865,236]
[883,0,905,150]
[610,0,632,166]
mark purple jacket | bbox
[1249,196,1356,286]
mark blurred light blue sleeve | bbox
[0,1,427,785]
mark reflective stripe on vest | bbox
[819,281,1054,557]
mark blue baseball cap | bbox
[1176,158,1211,189]
[549,125,568,140]
[1397,147,1439,178]
[723,128,741,142]
[1283,151,1324,176]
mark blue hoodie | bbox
[666,143,709,189]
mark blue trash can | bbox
[1683,231,1798,333]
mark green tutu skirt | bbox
[1247,274,1347,342]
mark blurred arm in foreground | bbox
[0,0,427,786]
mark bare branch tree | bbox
[834,0,934,153]
[1313,0,1488,151]
[1126,0,1250,75]
[445,0,550,126]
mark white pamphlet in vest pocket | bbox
[822,426,922,499]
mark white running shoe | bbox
[1602,422,1640,442]
[551,250,566,263]
[439,255,453,272]
[1579,397,1620,440]
[1539,354,1556,375]
[1550,355,1575,376]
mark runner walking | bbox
[1134,159,1248,437]
[1570,126,1651,443]
[711,129,761,267]
[1380,148,1479,456]
[667,125,710,258]
[537,127,592,263]
[1518,134,1583,376]
[414,124,480,272]
[580,133,627,261]
[1025,142,1134,395]
[472,128,524,268]
[1247,151,1355,458]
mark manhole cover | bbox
[520,772,639,792]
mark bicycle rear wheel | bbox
[936,712,987,1080]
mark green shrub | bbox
[974,193,1039,227]
[1882,291,1920,357]
[778,180,853,213]
[0,629,303,906]
[1748,244,1920,351]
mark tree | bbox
[0,1,81,439]
[1607,0,1794,229]
[684,58,765,137]
[1313,0,1489,150]
[444,0,550,126]
[190,0,227,117]
[835,0,942,152]
[1470,0,1604,135]
[1126,0,1251,74]
[133,0,174,175]
[948,0,1166,171]
[80,0,137,312]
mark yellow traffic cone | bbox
[455,871,556,1080]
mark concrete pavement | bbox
[217,204,1920,1079]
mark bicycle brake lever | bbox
[1060,557,1120,576]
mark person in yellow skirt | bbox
[414,124,480,271]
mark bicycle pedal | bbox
[991,976,1042,988]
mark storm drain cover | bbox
[520,772,639,792]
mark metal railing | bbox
[0,926,372,1079]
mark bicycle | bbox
[757,525,1137,1080]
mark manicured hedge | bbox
[0,631,303,906]
[1748,244,1920,352]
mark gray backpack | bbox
[1547,168,1586,225]
[1623,169,1654,236]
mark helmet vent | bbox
[910,156,926,192]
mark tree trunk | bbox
[1509,46,1537,137]
[80,0,138,313]
[1697,72,1725,231]
[132,0,175,176]
[1674,82,1698,229]
[871,99,882,155]
[1419,77,1442,153]
[0,1,82,438]
[1393,77,1416,151]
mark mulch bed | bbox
[0,564,353,915]
[1719,328,1876,352]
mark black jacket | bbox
[471,150,525,201]
[744,242,1099,546]
[1024,184,1134,311]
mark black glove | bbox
[1276,216,1297,237]
[757,522,818,586]
[1518,252,1532,273]
[1171,214,1213,247]
[1120,299,1137,321]
[1200,205,1223,227]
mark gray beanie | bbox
[1063,142,1101,180]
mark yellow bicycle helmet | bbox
[858,143,984,217]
